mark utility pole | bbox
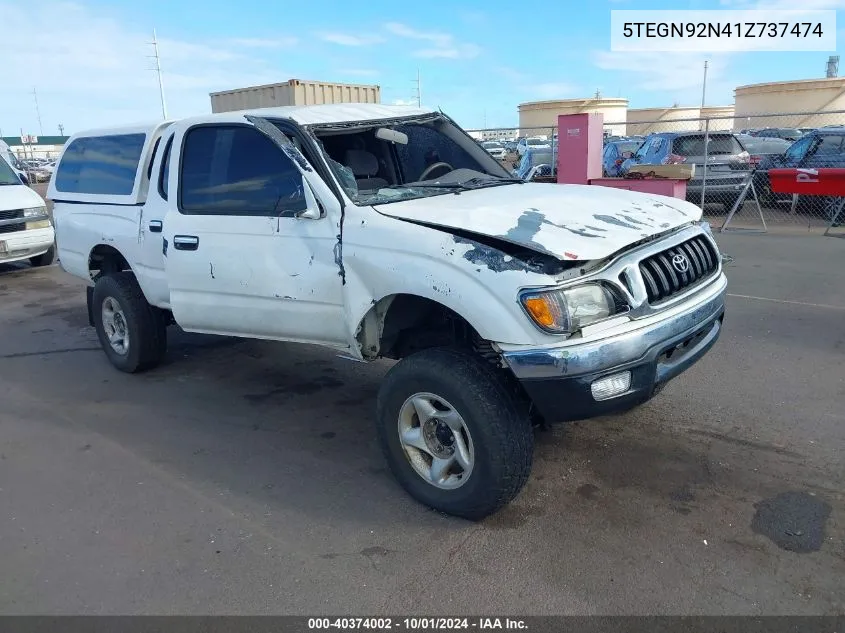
[150,29,168,119]
[700,60,709,132]
[31,87,43,136]
[414,68,421,107]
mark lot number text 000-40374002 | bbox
[610,9,837,52]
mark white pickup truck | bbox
[48,104,726,520]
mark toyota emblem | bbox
[671,253,690,273]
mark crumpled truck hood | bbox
[373,182,702,261]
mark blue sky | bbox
[1,0,844,136]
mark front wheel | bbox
[92,272,167,373]
[376,348,533,521]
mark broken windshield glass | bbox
[308,115,519,206]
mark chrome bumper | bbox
[502,273,727,380]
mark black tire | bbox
[29,244,55,267]
[376,347,533,521]
[92,272,167,373]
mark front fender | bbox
[341,212,565,348]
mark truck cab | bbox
[48,104,727,520]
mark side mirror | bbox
[296,178,325,220]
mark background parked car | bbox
[754,128,805,142]
[620,131,751,210]
[735,134,792,169]
[602,139,643,177]
[512,146,555,181]
[481,140,507,160]
[753,127,845,213]
[517,136,551,156]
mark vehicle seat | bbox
[344,150,388,191]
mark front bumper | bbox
[0,226,55,264]
[501,274,727,422]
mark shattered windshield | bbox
[310,115,520,206]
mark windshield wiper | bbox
[458,176,524,188]
[385,182,466,189]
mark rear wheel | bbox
[376,347,533,521]
[92,272,167,373]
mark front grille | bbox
[0,209,23,221]
[639,235,719,303]
[0,222,26,234]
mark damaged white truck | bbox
[48,104,727,520]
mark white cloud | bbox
[413,44,481,59]
[392,99,418,106]
[592,50,736,102]
[384,22,452,45]
[720,0,845,6]
[0,1,283,133]
[318,32,384,46]
[384,22,481,59]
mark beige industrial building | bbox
[518,97,628,137]
[734,77,845,129]
[210,79,381,113]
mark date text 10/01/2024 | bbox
[307,618,528,630]
[622,22,824,38]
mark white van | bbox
[0,152,55,267]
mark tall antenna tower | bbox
[31,87,43,136]
[826,55,839,78]
[414,69,421,107]
[149,29,168,119]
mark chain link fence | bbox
[467,112,845,237]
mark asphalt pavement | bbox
[0,231,843,615]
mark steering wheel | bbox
[418,161,454,181]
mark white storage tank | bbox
[734,77,845,129]
[626,107,702,136]
[700,106,735,131]
[210,79,381,113]
[518,97,628,137]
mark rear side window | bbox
[55,133,147,195]
[672,135,743,157]
[179,125,306,216]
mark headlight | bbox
[24,206,51,229]
[520,283,623,334]
[23,206,47,218]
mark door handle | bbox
[149,220,163,233]
[173,235,199,251]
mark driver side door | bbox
[162,121,348,346]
